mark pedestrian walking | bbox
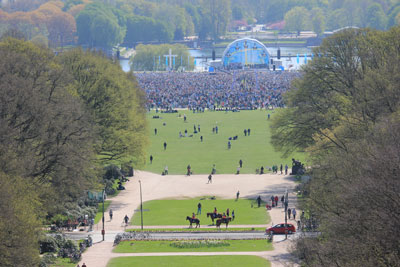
[270,195,275,207]
[257,195,262,207]
[124,215,129,225]
[163,142,167,150]
[207,174,212,184]
[247,128,251,135]
[288,208,292,219]
[187,164,191,176]
[197,203,202,215]
[198,125,200,132]
[281,195,284,207]
[215,126,218,134]
[244,129,247,136]
[285,164,288,175]
[200,136,203,142]
[280,164,283,174]
[154,128,157,135]
[150,155,153,164]
[239,159,243,168]
[164,165,168,175]
[236,166,240,174]
[82,263,87,267]
[274,196,279,207]
[109,209,113,221]
[236,191,240,200]
[292,208,297,220]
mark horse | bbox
[206,213,223,224]
[186,216,200,228]
[216,217,232,229]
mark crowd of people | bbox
[135,71,301,110]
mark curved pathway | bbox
[78,171,299,267]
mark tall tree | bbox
[284,6,311,35]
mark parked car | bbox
[266,223,296,234]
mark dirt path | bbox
[79,171,299,267]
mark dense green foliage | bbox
[2,0,400,48]
[132,44,193,71]
[0,38,147,265]
[271,27,400,265]
[145,110,303,175]
[108,255,271,267]
[114,239,272,252]
[131,198,270,226]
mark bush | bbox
[39,236,58,254]
[39,254,56,267]
[58,239,81,262]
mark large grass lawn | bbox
[114,239,272,253]
[107,255,270,267]
[126,227,265,232]
[145,110,304,175]
[131,197,269,226]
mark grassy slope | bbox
[145,110,303,175]
[131,197,269,226]
[107,255,270,267]
[114,239,272,253]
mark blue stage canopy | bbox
[222,38,270,69]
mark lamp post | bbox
[139,180,143,230]
[102,189,105,241]
[284,189,289,240]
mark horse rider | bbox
[192,212,196,219]
[213,207,217,215]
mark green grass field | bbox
[145,110,303,174]
[131,197,269,226]
[114,239,272,253]
[107,255,270,267]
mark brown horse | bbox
[216,217,232,229]
[206,212,223,224]
[186,216,200,228]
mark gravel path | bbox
[78,171,299,267]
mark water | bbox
[119,47,313,72]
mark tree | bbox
[284,6,311,35]
[271,26,400,266]
[131,43,194,71]
[0,172,42,267]
[76,2,125,47]
[311,7,325,36]
[60,49,148,166]
[366,3,387,30]
[124,15,172,43]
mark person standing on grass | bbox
[200,136,203,142]
[164,165,168,175]
[257,196,262,207]
[244,129,247,136]
[239,159,243,168]
[154,128,157,135]
[198,125,200,132]
[197,203,202,215]
[232,210,235,220]
[150,155,153,164]
[226,208,230,216]
[163,142,167,150]
[248,128,251,135]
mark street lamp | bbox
[284,189,289,240]
[139,180,143,230]
[102,189,105,241]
